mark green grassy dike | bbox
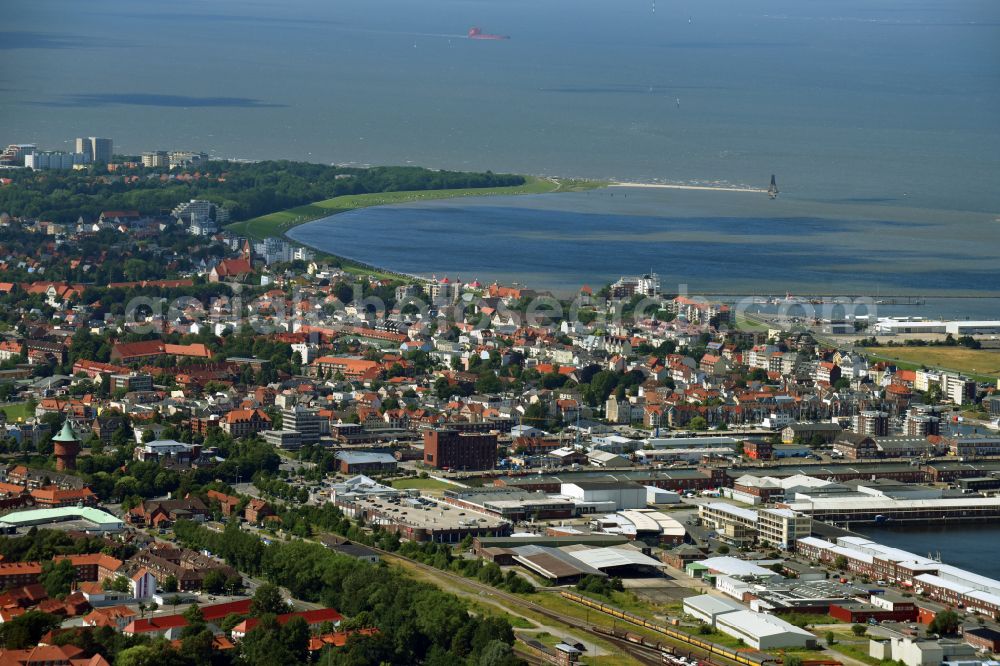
[226,175,604,241]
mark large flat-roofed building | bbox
[560,480,646,511]
[473,534,629,556]
[0,507,124,534]
[496,467,725,493]
[781,496,1000,522]
[749,578,873,614]
[635,447,736,464]
[334,493,510,543]
[335,451,398,475]
[875,318,1000,336]
[423,428,497,470]
[443,488,576,521]
[263,429,303,450]
[644,436,741,450]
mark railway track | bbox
[373,546,660,664]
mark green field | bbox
[390,477,456,491]
[1,403,32,422]
[864,346,1000,380]
[226,176,604,241]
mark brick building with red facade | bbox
[423,429,498,471]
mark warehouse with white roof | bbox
[696,556,783,579]
[715,610,817,649]
[683,594,745,624]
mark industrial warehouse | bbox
[684,595,817,649]
[797,536,1000,617]
[781,496,1000,522]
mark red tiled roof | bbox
[124,599,252,634]
[233,607,343,635]
[212,258,253,278]
[308,628,378,651]
[222,408,271,425]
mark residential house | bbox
[244,499,275,525]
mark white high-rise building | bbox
[172,199,230,235]
[141,151,169,168]
[75,137,113,163]
[25,152,88,170]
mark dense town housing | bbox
[0,152,998,666]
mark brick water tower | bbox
[52,421,80,471]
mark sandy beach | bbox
[611,182,767,194]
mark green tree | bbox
[221,612,245,633]
[929,610,961,635]
[825,630,836,646]
[475,372,501,394]
[39,558,76,597]
[163,575,178,593]
[282,615,310,662]
[240,614,295,666]
[0,611,61,649]
[180,603,205,639]
[250,582,287,616]
[851,624,868,637]
[113,645,157,666]
[202,569,226,594]
[225,573,244,595]
[183,603,205,625]
[471,616,515,657]
[478,639,520,666]
[688,416,708,430]
[179,629,214,665]
[112,644,185,666]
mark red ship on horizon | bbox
[468,27,509,40]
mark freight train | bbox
[561,592,779,666]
